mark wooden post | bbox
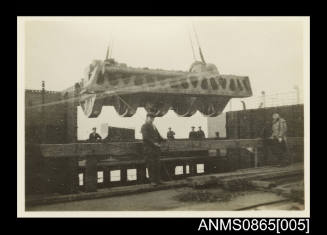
[41,81,46,143]
[254,147,258,168]
[84,156,97,192]
[137,165,146,183]
[65,156,79,194]
[190,163,197,176]
[103,168,110,187]
[121,168,127,185]
[183,164,187,176]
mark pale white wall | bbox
[207,112,227,138]
[100,123,109,138]
[77,106,208,140]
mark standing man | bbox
[89,127,102,142]
[269,113,289,166]
[215,132,220,139]
[189,126,197,140]
[197,126,206,140]
[167,127,175,140]
[141,113,165,186]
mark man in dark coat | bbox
[141,113,165,186]
[167,127,175,140]
[197,126,206,140]
[189,126,197,140]
[89,127,102,142]
[269,113,289,166]
[215,132,220,139]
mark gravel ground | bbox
[27,187,296,211]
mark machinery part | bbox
[113,96,138,117]
[144,99,171,117]
[197,97,230,117]
[197,100,218,117]
[172,97,198,117]
[241,100,246,110]
[80,94,103,118]
[75,56,252,118]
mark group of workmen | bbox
[166,126,205,140]
[88,112,289,187]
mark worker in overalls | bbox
[141,113,165,186]
[269,113,289,166]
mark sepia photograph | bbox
[17,16,310,217]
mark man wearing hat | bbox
[197,126,206,140]
[141,113,165,186]
[167,127,176,140]
[269,113,289,166]
[89,127,102,142]
[189,126,197,140]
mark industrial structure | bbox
[24,47,304,208]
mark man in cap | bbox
[167,127,176,140]
[197,126,206,140]
[88,127,102,142]
[141,113,165,186]
[189,126,197,140]
[215,132,220,140]
[269,113,289,166]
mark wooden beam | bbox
[39,137,304,159]
[254,147,258,168]
[84,156,97,192]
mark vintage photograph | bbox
[17,16,309,216]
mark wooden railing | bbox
[40,137,303,157]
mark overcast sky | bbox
[22,17,309,139]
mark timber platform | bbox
[26,163,304,210]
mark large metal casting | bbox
[70,50,252,118]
